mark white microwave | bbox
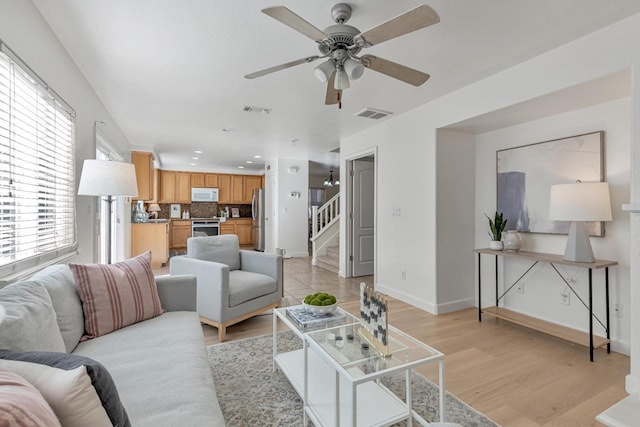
[191,187,219,202]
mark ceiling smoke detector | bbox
[354,108,393,120]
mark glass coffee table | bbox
[273,306,446,426]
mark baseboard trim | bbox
[375,283,437,314]
[435,297,475,314]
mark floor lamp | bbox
[548,182,612,263]
[78,159,138,264]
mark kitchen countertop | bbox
[136,217,252,223]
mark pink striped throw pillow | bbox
[0,368,62,427]
[69,252,164,340]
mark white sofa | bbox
[0,264,225,427]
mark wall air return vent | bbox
[243,105,272,115]
[354,108,393,120]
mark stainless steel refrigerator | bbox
[252,188,265,251]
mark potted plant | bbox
[486,211,507,250]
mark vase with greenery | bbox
[486,211,507,250]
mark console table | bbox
[474,249,617,362]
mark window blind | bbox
[0,41,77,279]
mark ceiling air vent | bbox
[243,105,271,115]
[354,108,393,120]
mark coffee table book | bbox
[286,305,346,329]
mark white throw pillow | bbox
[0,359,112,427]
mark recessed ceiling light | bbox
[246,160,253,164]
[254,155,262,159]
[192,157,199,160]
[222,128,232,132]
[238,166,245,169]
[194,150,203,154]
[190,163,197,166]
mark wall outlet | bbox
[561,292,570,305]
[401,270,407,280]
[516,283,525,294]
[614,303,623,318]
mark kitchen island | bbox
[131,220,170,267]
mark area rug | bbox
[208,331,498,426]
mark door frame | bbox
[343,146,377,278]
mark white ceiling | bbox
[33,1,640,174]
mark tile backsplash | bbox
[141,202,251,219]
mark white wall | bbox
[274,158,309,258]
[0,0,131,263]
[342,12,640,392]
[436,130,476,313]
[474,98,631,353]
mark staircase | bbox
[311,193,340,274]
[315,240,339,274]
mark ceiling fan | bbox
[244,3,440,108]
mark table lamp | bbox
[148,203,161,219]
[78,159,139,263]
[548,182,612,262]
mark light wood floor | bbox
[159,257,630,426]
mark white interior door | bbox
[351,157,375,276]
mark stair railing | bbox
[311,193,340,239]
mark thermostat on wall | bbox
[288,166,299,174]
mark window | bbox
[0,41,77,279]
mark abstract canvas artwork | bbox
[497,131,604,236]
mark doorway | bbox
[346,151,376,277]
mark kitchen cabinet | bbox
[158,170,191,203]
[244,175,262,203]
[170,220,192,248]
[235,219,252,245]
[220,221,235,235]
[217,174,231,203]
[231,175,244,203]
[204,174,218,188]
[220,218,252,245]
[175,172,191,203]
[192,173,218,188]
[131,151,154,201]
[131,222,169,268]
[158,170,175,203]
[191,173,205,188]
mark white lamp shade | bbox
[548,182,612,222]
[343,58,364,80]
[334,68,350,90]
[78,159,139,197]
[148,203,161,212]
[313,60,334,83]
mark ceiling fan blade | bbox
[358,5,440,47]
[262,6,327,43]
[361,55,430,86]
[325,72,341,105]
[244,56,319,79]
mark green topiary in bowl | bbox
[303,292,337,313]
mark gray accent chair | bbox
[170,235,282,341]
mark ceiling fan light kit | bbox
[314,59,335,83]
[334,66,350,90]
[344,58,364,80]
[246,3,440,108]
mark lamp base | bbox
[563,221,595,263]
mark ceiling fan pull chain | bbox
[338,91,342,109]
